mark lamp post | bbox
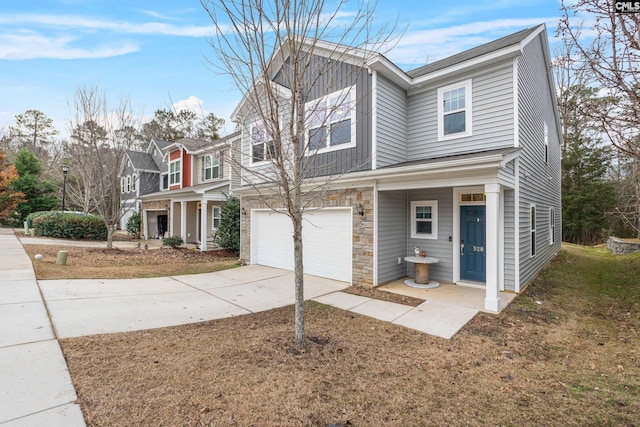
[61,165,69,212]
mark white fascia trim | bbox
[513,57,520,148]
[411,45,521,87]
[371,69,378,170]
[514,158,521,292]
[231,81,292,122]
[367,55,412,89]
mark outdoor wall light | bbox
[357,204,364,217]
[241,207,247,216]
[164,204,169,211]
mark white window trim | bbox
[410,200,438,240]
[544,121,549,163]
[169,159,181,186]
[160,172,169,191]
[549,207,555,245]
[530,203,537,258]
[212,207,221,229]
[248,122,274,166]
[132,174,137,193]
[203,154,220,181]
[120,177,125,194]
[126,175,131,193]
[304,86,357,155]
[437,79,473,141]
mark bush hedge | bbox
[162,236,184,248]
[32,212,107,240]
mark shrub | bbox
[26,211,53,229]
[32,212,107,240]
[126,211,141,238]
[215,196,240,253]
[162,236,184,248]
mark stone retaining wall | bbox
[607,236,640,254]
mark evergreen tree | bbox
[215,196,240,253]
[9,149,59,224]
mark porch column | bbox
[180,201,187,247]
[200,200,208,251]
[484,183,501,312]
[168,202,173,237]
[142,209,148,240]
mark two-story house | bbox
[138,132,241,250]
[232,24,562,313]
[119,138,172,231]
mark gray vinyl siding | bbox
[228,137,242,191]
[498,160,516,188]
[406,61,514,161]
[172,205,181,237]
[503,189,515,291]
[406,188,453,283]
[186,202,197,243]
[376,75,407,168]
[377,191,408,284]
[517,34,562,288]
[303,57,372,175]
[120,161,137,204]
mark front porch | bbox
[379,279,517,314]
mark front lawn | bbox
[61,245,639,426]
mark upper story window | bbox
[126,175,131,193]
[131,174,137,192]
[549,207,555,245]
[250,123,275,164]
[437,79,472,141]
[305,86,356,153]
[120,177,125,194]
[169,160,181,186]
[203,155,221,180]
[160,173,168,191]
[410,200,438,240]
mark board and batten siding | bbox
[406,188,454,283]
[503,189,516,291]
[186,202,198,243]
[517,33,562,287]
[376,75,407,168]
[406,61,515,161]
[377,190,408,284]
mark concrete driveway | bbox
[39,265,349,338]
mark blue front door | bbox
[460,206,486,282]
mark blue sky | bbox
[0,0,564,137]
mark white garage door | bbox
[252,208,352,282]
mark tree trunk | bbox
[292,210,305,350]
[106,225,114,249]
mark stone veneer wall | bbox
[141,199,170,237]
[607,236,640,255]
[240,187,374,286]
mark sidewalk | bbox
[0,228,85,426]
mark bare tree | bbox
[558,0,639,159]
[66,85,141,248]
[200,0,396,349]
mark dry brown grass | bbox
[24,244,239,279]
[59,246,640,426]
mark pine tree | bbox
[9,149,59,225]
[215,196,240,253]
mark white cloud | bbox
[388,17,561,66]
[173,96,206,115]
[0,14,212,37]
[0,31,138,60]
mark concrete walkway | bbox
[0,228,85,426]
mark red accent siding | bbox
[169,150,180,161]
[184,153,192,187]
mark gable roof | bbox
[163,137,212,154]
[125,150,160,172]
[150,138,172,152]
[406,26,539,78]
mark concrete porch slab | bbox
[0,340,78,424]
[393,300,479,339]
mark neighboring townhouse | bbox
[139,132,241,250]
[119,138,172,230]
[232,24,562,312]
